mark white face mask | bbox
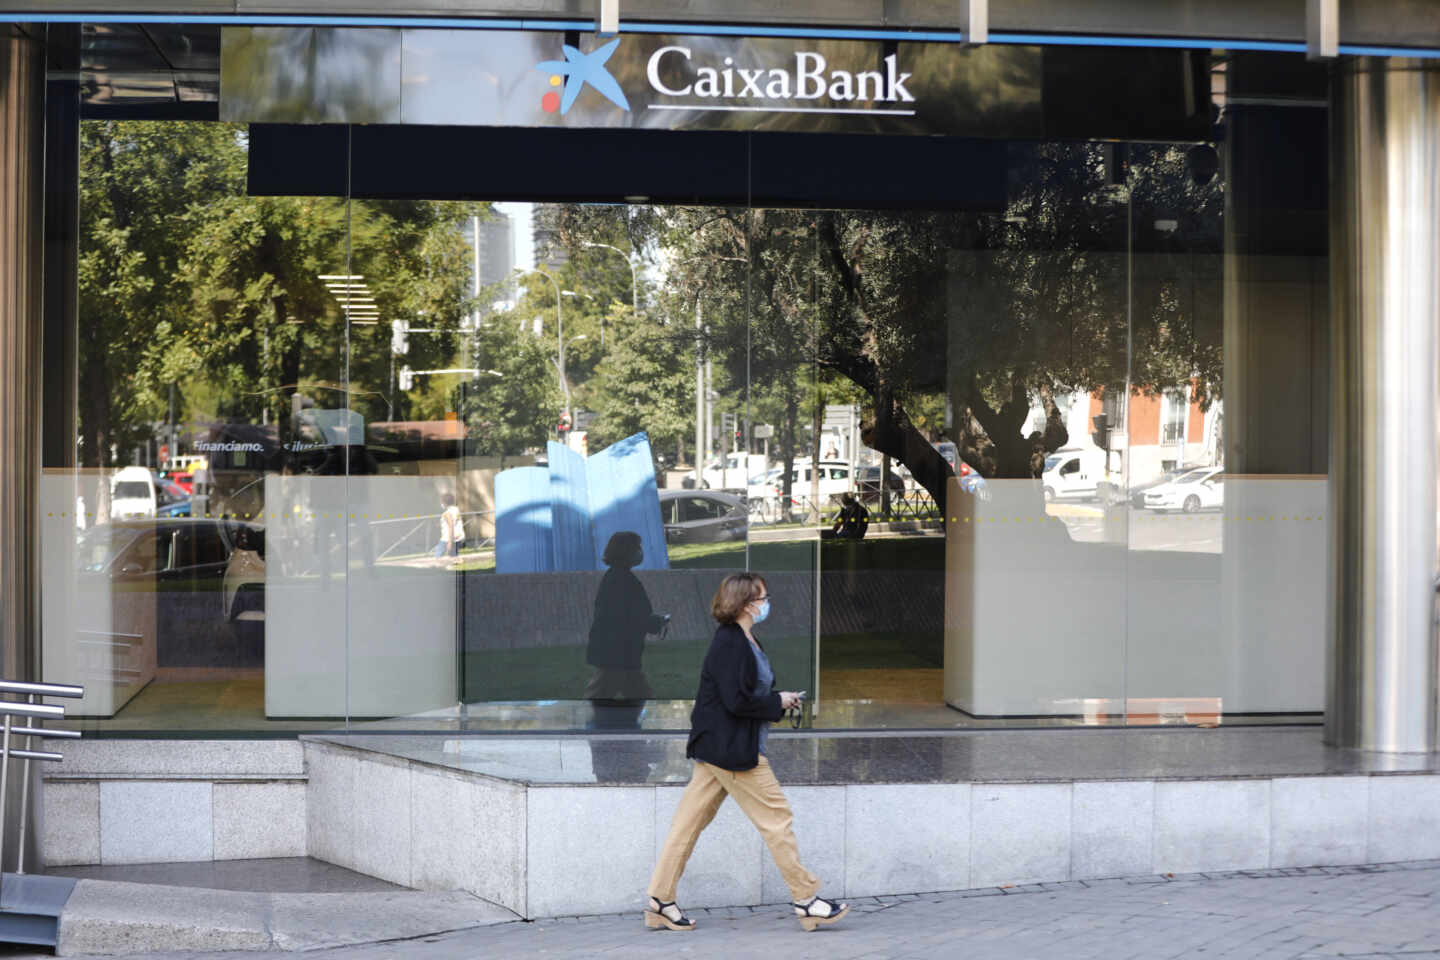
[751,598,771,624]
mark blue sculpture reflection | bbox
[494,432,669,574]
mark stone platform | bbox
[300,727,1440,919]
[53,878,514,955]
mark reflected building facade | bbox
[472,212,514,296]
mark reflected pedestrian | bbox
[586,531,668,728]
[433,492,465,561]
[645,572,848,933]
[831,491,869,540]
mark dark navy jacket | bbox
[686,622,784,771]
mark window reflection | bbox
[53,74,1331,733]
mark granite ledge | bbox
[301,728,1440,788]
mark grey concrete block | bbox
[52,739,303,778]
[352,756,412,888]
[1071,780,1154,880]
[42,781,100,867]
[759,785,846,905]
[527,786,654,917]
[305,743,357,870]
[472,777,528,915]
[1270,776,1368,868]
[268,890,516,950]
[654,782,764,908]
[970,783,1072,888]
[409,767,476,893]
[1154,780,1270,874]
[844,784,971,897]
[1368,775,1440,863]
[409,767,527,915]
[99,781,212,864]
[213,781,306,861]
[56,879,270,956]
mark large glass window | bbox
[45,46,1329,735]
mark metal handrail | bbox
[13,727,79,740]
[0,681,82,699]
[371,509,496,560]
[9,750,62,763]
[0,678,85,896]
[0,703,64,720]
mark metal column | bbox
[0,26,46,867]
[1326,57,1440,752]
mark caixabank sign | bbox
[220,28,1046,137]
[533,37,919,116]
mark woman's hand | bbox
[778,691,803,710]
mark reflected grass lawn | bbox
[462,635,813,703]
[455,532,943,574]
[461,632,942,703]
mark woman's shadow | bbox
[585,530,669,732]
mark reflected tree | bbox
[454,318,563,458]
[79,120,489,466]
[636,143,1222,513]
[584,302,693,454]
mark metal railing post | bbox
[0,680,85,901]
[0,713,12,898]
[15,695,31,876]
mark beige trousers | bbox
[648,756,820,903]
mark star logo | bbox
[535,37,631,115]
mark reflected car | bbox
[1142,466,1225,513]
[76,518,256,584]
[658,490,747,544]
[156,479,193,518]
[110,465,157,519]
[1129,467,1194,509]
[221,523,265,643]
[748,467,782,503]
[775,460,853,506]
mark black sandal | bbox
[793,894,849,932]
[644,896,696,931]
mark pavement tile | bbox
[35,862,1440,960]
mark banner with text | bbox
[220,27,1045,138]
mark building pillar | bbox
[1326,57,1440,752]
[0,25,47,868]
[0,27,44,682]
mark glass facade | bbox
[42,41,1332,736]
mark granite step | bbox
[55,880,516,956]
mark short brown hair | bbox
[711,572,767,624]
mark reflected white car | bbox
[1142,467,1225,513]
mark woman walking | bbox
[645,572,848,933]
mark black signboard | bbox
[222,27,1046,139]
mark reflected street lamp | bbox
[581,241,640,347]
[518,267,581,426]
[555,334,587,432]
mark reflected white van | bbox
[110,466,158,519]
[1041,449,1106,502]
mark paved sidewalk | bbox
[35,861,1440,960]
